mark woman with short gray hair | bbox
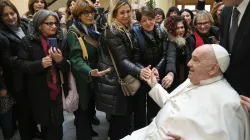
[18,9,70,140]
[192,10,220,48]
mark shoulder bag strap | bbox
[107,47,122,81]
[68,30,88,61]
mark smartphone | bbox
[47,38,57,48]
[209,36,218,43]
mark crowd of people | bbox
[0,0,250,140]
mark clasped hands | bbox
[140,65,174,89]
[42,47,63,68]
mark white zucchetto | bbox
[211,44,230,73]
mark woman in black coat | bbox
[0,33,15,140]
[0,1,42,139]
[95,1,150,140]
[131,6,176,129]
[164,16,195,88]
[18,10,70,140]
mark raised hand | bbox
[140,65,151,80]
[145,68,158,88]
[42,55,52,68]
[91,68,111,77]
[153,68,160,81]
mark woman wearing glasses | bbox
[192,10,220,48]
[67,0,110,139]
[18,10,70,140]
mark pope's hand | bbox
[91,68,111,77]
[145,68,158,88]
[240,95,250,111]
[165,131,183,140]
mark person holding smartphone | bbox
[18,10,70,140]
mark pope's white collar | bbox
[198,75,224,86]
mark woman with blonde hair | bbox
[211,2,224,28]
[95,0,151,139]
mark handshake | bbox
[140,65,174,89]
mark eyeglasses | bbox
[196,21,210,27]
[132,9,138,12]
[81,11,96,17]
[42,22,59,27]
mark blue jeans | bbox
[0,109,13,139]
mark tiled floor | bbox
[0,111,110,140]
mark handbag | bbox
[60,69,79,113]
[60,28,90,113]
[107,48,140,96]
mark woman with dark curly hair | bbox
[211,2,224,28]
[164,15,195,87]
[22,0,48,21]
[154,8,165,24]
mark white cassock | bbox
[122,75,250,140]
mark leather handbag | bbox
[107,48,140,96]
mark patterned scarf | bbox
[73,19,100,40]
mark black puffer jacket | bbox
[132,24,176,79]
[95,26,141,115]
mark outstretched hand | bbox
[140,65,151,80]
[91,68,111,77]
[144,68,158,88]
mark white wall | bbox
[11,0,28,15]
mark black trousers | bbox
[40,102,63,140]
[74,107,93,140]
[109,114,131,140]
[0,109,13,139]
[133,84,147,130]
